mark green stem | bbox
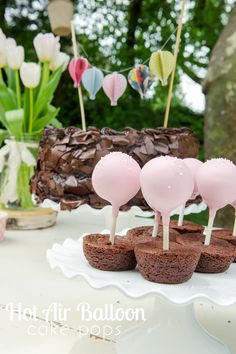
[29,88,34,133]
[37,62,49,98]
[15,70,21,108]
[0,68,2,81]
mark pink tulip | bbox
[69,57,90,87]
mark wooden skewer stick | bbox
[70,20,87,131]
[163,0,187,128]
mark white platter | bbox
[47,229,236,307]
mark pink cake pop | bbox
[177,158,203,226]
[140,156,194,250]
[92,152,141,244]
[196,158,236,245]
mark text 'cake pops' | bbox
[92,152,141,244]
[140,156,194,250]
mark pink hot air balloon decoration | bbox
[141,156,194,250]
[102,72,127,106]
[69,57,90,87]
[178,158,203,226]
[196,158,236,245]
[92,152,141,244]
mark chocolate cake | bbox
[83,234,136,271]
[176,233,236,273]
[31,126,199,210]
[127,225,179,245]
[134,240,201,284]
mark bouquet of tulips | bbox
[0,29,69,140]
[0,29,70,209]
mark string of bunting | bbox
[68,28,177,106]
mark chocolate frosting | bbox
[31,126,200,210]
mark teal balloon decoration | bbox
[82,67,104,100]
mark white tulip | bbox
[5,37,16,49]
[50,52,70,71]
[6,45,24,70]
[33,33,60,63]
[0,52,6,68]
[0,29,6,53]
[20,62,41,88]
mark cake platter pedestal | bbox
[47,231,235,354]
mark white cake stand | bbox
[47,230,235,354]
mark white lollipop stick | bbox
[110,205,119,245]
[233,210,236,237]
[152,211,161,237]
[162,214,170,251]
[178,203,185,226]
[205,209,216,246]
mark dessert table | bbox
[0,211,235,354]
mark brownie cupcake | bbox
[176,233,236,273]
[127,226,179,245]
[83,234,136,271]
[170,220,204,234]
[212,230,236,263]
[135,240,201,284]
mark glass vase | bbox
[0,134,57,230]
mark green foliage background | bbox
[0,0,234,160]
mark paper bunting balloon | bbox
[68,57,90,87]
[128,64,153,99]
[149,50,174,86]
[82,67,104,100]
[102,72,127,106]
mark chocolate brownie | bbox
[135,240,201,284]
[170,220,204,234]
[212,229,236,263]
[127,225,179,245]
[176,233,236,273]
[83,234,136,271]
[31,126,199,210]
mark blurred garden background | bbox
[1,0,236,226]
[0,0,234,159]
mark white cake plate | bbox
[47,230,233,354]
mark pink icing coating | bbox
[92,152,141,215]
[196,158,236,212]
[140,156,194,223]
[183,158,203,198]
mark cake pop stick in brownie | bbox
[152,211,161,237]
[196,159,236,246]
[92,152,141,245]
[231,201,236,237]
[178,158,203,226]
[140,156,194,250]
